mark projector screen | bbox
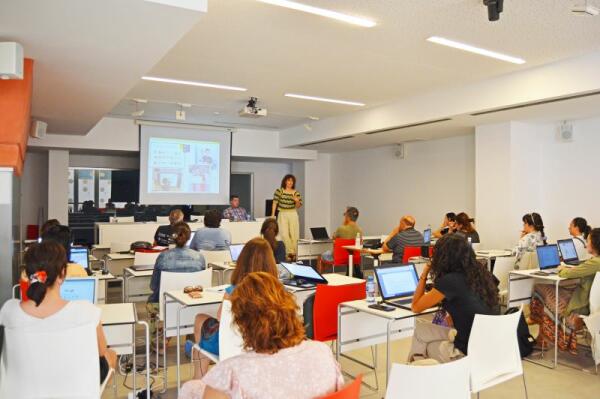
[139,125,231,205]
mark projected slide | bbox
[140,125,232,205]
[148,138,220,194]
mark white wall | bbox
[231,159,292,218]
[69,153,139,169]
[20,151,49,228]
[303,153,331,237]
[330,135,476,236]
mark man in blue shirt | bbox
[222,195,249,222]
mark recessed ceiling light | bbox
[426,36,525,65]
[257,0,376,27]
[142,76,247,91]
[285,93,365,106]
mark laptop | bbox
[310,227,330,241]
[374,263,420,310]
[558,239,582,266]
[363,238,382,249]
[229,244,245,263]
[280,262,328,288]
[185,231,196,248]
[69,246,89,269]
[60,277,97,304]
[423,228,432,244]
[536,244,561,274]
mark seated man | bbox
[222,195,248,222]
[366,215,423,263]
[153,209,184,247]
[320,206,363,262]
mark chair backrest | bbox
[134,251,161,266]
[200,249,232,265]
[110,241,130,253]
[156,216,171,223]
[0,313,100,398]
[493,256,517,292]
[109,216,134,223]
[467,310,523,393]
[402,246,422,264]
[313,282,366,342]
[159,269,213,321]
[471,243,482,252]
[218,300,244,361]
[385,357,470,399]
[518,251,538,270]
[583,312,600,366]
[332,238,360,266]
[317,374,362,399]
[589,272,600,315]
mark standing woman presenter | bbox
[272,174,302,261]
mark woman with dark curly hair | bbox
[180,272,343,399]
[408,234,499,363]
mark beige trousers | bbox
[278,209,299,256]
[408,320,464,364]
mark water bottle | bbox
[366,275,376,303]
[355,232,361,248]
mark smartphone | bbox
[368,303,395,312]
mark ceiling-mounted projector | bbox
[0,42,24,79]
[239,97,267,118]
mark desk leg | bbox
[386,320,392,388]
[176,305,186,396]
[336,304,342,361]
[554,280,559,368]
[132,321,136,396]
[348,252,354,277]
[137,320,151,398]
[124,271,129,303]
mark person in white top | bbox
[516,212,547,265]
[569,217,592,261]
[0,241,116,389]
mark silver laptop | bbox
[374,263,420,309]
[60,277,97,304]
[557,239,582,266]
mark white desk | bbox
[297,239,332,261]
[92,244,111,260]
[104,252,135,276]
[163,290,224,396]
[337,299,436,387]
[94,272,122,304]
[208,261,235,285]
[476,249,513,271]
[507,269,575,369]
[100,303,150,396]
[123,268,153,303]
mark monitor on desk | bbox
[60,278,97,303]
[70,246,89,269]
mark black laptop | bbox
[310,227,330,241]
[280,262,328,288]
[374,263,420,310]
[557,239,583,266]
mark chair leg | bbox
[522,373,529,399]
[370,345,380,392]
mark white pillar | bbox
[48,149,69,224]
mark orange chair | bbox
[313,282,366,342]
[317,375,362,399]
[320,238,361,275]
[402,246,422,263]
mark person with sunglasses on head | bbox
[515,212,547,266]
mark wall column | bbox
[48,149,69,224]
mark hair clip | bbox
[29,270,47,284]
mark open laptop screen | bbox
[229,244,244,262]
[186,231,196,248]
[280,263,327,283]
[310,227,329,240]
[558,239,578,262]
[423,228,432,244]
[70,246,89,269]
[60,278,96,303]
[536,245,561,270]
[375,264,419,299]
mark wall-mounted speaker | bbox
[393,143,405,159]
[29,120,47,139]
[559,121,573,142]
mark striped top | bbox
[387,228,424,263]
[273,188,302,211]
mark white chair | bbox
[471,243,482,252]
[0,314,102,398]
[587,272,600,315]
[385,356,471,399]
[493,256,517,305]
[110,241,130,253]
[583,312,600,372]
[517,251,538,270]
[156,216,171,223]
[191,299,244,364]
[468,309,527,398]
[109,216,134,223]
[134,251,161,266]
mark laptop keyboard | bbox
[390,297,412,305]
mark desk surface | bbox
[341,298,435,320]
[510,269,568,281]
[106,252,135,260]
[208,261,235,270]
[93,271,116,280]
[284,273,364,292]
[476,249,513,258]
[124,267,154,277]
[165,290,224,306]
[100,303,136,325]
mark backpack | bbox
[505,307,535,358]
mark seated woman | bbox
[0,241,117,388]
[180,272,344,399]
[188,237,279,379]
[41,224,88,277]
[260,218,286,263]
[454,212,480,244]
[190,209,232,251]
[569,217,592,261]
[516,212,547,266]
[408,234,500,363]
[147,222,205,346]
[529,228,600,354]
[433,212,456,239]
